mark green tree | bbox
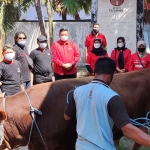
[53,0,91,20]
[0,0,91,45]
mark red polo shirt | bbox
[110,48,131,71]
[51,40,80,75]
[84,33,107,53]
[86,52,108,76]
[128,53,150,71]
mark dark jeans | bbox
[33,74,52,85]
[54,72,77,81]
[23,81,31,89]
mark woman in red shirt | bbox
[111,37,131,73]
[128,40,150,71]
[85,38,108,76]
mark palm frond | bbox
[20,0,33,12]
[3,2,16,32]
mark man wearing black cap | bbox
[29,35,53,85]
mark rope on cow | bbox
[24,90,49,150]
[130,111,150,130]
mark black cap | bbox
[94,38,102,43]
[37,35,47,42]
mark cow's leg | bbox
[132,126,148,150]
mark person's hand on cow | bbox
[0,82,2,86]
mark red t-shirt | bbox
[128,53,150,71]
[84,33,107,53]
[110,48,131,71]
[51,40,80,75]
[86,52,108,75]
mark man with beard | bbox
[84,23,107,57]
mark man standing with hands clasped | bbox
[51,28,80,80]
[64,57,150,150]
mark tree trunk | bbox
[0,1,4,61]
[62,9,67,20]
[75,12,81,20]
[91,0,98,26]
[45,0,53,47]
[0,29,2,61]
[34,0,46,35]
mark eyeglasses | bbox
[18,37,26,39]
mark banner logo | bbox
[110,0,124,6]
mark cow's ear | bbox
[0,110,7,121]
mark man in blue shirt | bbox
[64,57,150,149]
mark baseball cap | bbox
[37,35,47,42]
[137,40,146,48]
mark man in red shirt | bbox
[128,40,150,71]
[84,23,107,57]
[51,28,80,80]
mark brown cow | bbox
[0,69,150,150]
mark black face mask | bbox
[93,28,99,33]
[138,48,146,53]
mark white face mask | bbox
[117,42,124,48]
[4,53,15,61]
[17,40,26,46]
[60,35,68,41]
[39,43,47,49]
[94,43,101,49]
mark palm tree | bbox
[52,0,91,20]
[0,0,91,46]
[0,0,17,35]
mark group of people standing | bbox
[0,29,80,96]
[85,23,150,76]
[1,22,150,96]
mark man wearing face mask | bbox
[51,28,80,80]
[13,31,31,89]
[84,23,107,57]
[0,44,24,96]
[29,35,53,85]
[128,40,150,71]
[111,37,131,73]
[85,38,108,76]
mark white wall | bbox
[97,0,137,55]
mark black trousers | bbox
[54,72,77,81]
[33,74,52,85]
